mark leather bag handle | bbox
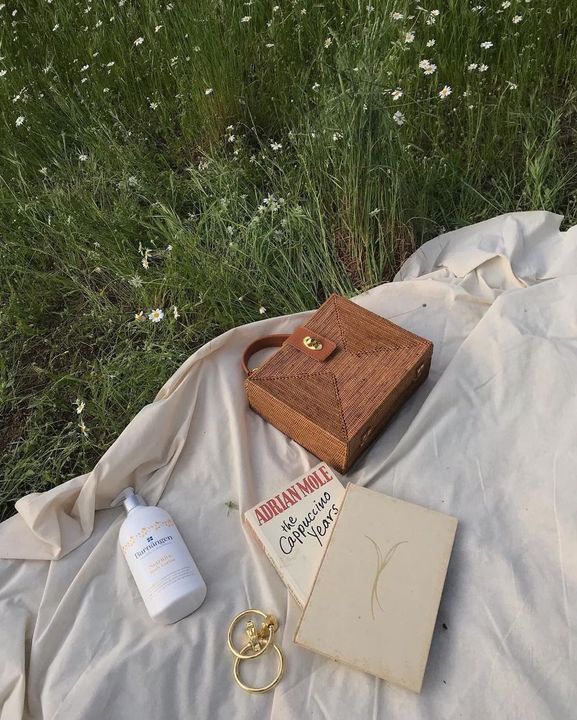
[242,334,290,375]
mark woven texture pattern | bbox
[245,294,433,472]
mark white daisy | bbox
[480,41,493,49]
[148,308,164,322]
[129,276,143,288]
[424,63,437,75]
[391,89,403,101]
[204,88,213,95]
[79,153,88,161]
[438,85,452,99]
[512,15,522,23]
[426,39,436,47]
[393,110,405,126]
[391,12,404,20]
[133,36,144,46]
[468,63,478,70]
[241,15,251,22]
[404,31,415,43]
[259,306,267,314]
[172,306,180,319]
[15,115,24,126]
[479,63,489,72]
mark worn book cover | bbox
[294,483,458,693]
[244,463,345,606]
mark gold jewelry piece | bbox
[303,335,323,350]
[227,609,278,659]
[227,609,284,693]
[233,641,284,694]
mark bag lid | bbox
[246,294,432,442]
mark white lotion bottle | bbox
[111,488,206,624]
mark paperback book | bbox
[244,463,345,606]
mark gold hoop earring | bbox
[233,641,284,694]
[227,609,284,693]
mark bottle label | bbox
[120,518,175,554]
[142,566,198,601]
[121,522,200,606]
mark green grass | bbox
[1,0,576,521]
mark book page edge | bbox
[292,481,354,641]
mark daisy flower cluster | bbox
[381,0,538,127]
[418,59,437,76]
[4,0,538,154]
[74,398,87,435]
[134,306,179,323]
[138,242,172,270]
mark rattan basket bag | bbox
[242,294,433,473]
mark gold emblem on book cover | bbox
[365,537,408,620]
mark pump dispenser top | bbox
[111,487,147,514]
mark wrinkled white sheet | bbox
[1,211,576,719]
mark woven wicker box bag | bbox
[242,294,433,473]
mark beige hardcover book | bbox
[294,483,458,693]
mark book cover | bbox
[294,483,458,693]
[244,463,345,607]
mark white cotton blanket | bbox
[1,211,576,719]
